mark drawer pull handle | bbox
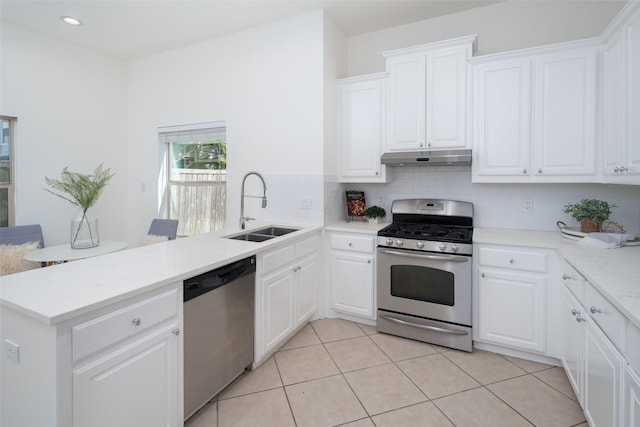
[571,309,579,316]
[590,306,602,314]
[172,328,180,336]
[509,258,514,264]
[576,314,586,323]
[481,272,485,278]
[132,317,142,326]
[562,273,572,280]
[348,243,353,247]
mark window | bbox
[159,122,226,236]
[0,116,16,227]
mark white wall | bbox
[347,0,626,76]
[0,24,128,246]
[125,11,326,239]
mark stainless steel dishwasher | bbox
[183,255,256,420]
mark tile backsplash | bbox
[344,166,640,234]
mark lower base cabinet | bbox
[559,280,626,427]
[626,366,640,427]
[73,323,180,427]
[255,233,320,365]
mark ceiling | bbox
[0,0,501,60]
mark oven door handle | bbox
[380,314,469,336]
[378,249,469,263]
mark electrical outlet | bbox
[522,200,534,213]
[5,339,19,363]
[301,197,312,209]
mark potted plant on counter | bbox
[563,198,616,233]
[365,205,386,225]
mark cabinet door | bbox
[262,268,295,354]
[603,32,627,177]
[559,285,584,403]
[626,366,640,427]
[330,251,375,319]
[338,76,387,182]
[426,46,468,149]
[387,53,426,151]
[626,6,640,176]
[295,254,318,325]
[472,58,532,178]
[583,318,625,427]
[478,269,545,352]
[533,47,596,176]
[73,323,180,427]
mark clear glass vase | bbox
[70,209,100,249]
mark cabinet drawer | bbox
[478,247,547,272]
[585,282,627,351]
[73,288,179,362]
[559,259,585,304]
[331,234,375,253]
[295,234,320,259]
[261,244,295,275]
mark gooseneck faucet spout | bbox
[240,171,267,229]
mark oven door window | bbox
[390,265,454,306]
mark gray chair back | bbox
[0,224,45,248]
[148,219,178,240]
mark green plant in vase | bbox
[365,205,386,224]
[45,164,114,248]
[563,198,615,233]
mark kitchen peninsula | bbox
[0,223,321,427]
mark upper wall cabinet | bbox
[471,39,599,183]
[602,1,640,185]
[383,35,476,152]
[337,73,388,183]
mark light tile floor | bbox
[186,318,587,427]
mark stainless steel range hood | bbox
[381,149,471,166]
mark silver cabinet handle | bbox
[590,306,602,314]
[375,171,379,176]
[571,309,579,316]
[172,328,180,336]
[538,168,542,174]
[427,142,431,147]
[523,169,527,174]
[132,317,141,326]
[348,243,353,247]
[367,260,371,264]
[509,258,514,264]
[576,314,587,323]
[620,166,627,172]
[563,274,570,280]
[614,167,619,172]
[481,272,486,278]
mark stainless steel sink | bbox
[226,226,299,242]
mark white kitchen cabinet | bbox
[602,1,640,184]
[0,283,183,427]
[626,366,640,427]
[255,232,321,365]
[73,323,180,427]
[476,245,548,353]
[328,233,376,320]
[472,39,598,183]
[384,35,475,151]
[71,287,182,427]
[558,266,626,427]
[337,73,388,183]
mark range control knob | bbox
[451,245,459,253]
[416,241,425,249]
[438,244,447,251]
[396,239,404,247]
[386,238,394,246]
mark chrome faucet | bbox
[240,171,267,229]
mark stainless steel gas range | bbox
[376,199,474,352]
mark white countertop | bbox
[325,220,388,234]
[0,223,321,325]
[474,227,640,330]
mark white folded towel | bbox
[577,232,631,249]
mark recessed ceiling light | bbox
[60,16,82,26]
